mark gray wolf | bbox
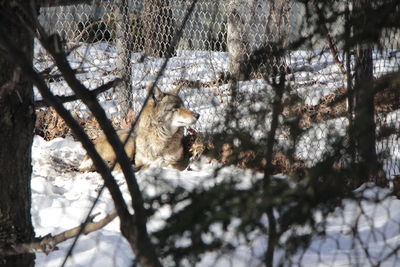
[79,85,200,171]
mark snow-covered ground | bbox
[31,136,400,267]
[32,42,400,266]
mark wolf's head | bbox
[147,85,200,131]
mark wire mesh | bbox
[33,0,400,266]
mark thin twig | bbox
[0,210,117,256]
[326,33,347,75]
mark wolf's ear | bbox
[151,86,164,102]
[169,84,183,95]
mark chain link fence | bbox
[34,0,400,266]
[37,0,400,176]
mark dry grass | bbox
[35,108,136,141]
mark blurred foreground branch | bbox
[0,210,117,256]
[34,78,121,107]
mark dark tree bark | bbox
[353,42,383,183]
[352,0,384,185]
[0,2,36,266]
[143,0,175,57]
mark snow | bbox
[31,41,400,266]
[32,135,263,266]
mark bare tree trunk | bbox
[344,1,357,167]
[354,43,381,182]
[143,0,175,57]
[265,0,290,47]
[114,0,133,117]
[0,2,36,266]
[227,0,252,81]
[352,0,384,185]
[227,0,289,81]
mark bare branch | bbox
[35,78,121,107]
[263,73,285,267]
[0,210,117,256]
[326,33,347,75]
[28,15,163,266]
[36,31,144,220]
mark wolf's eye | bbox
[172,104,180,110]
